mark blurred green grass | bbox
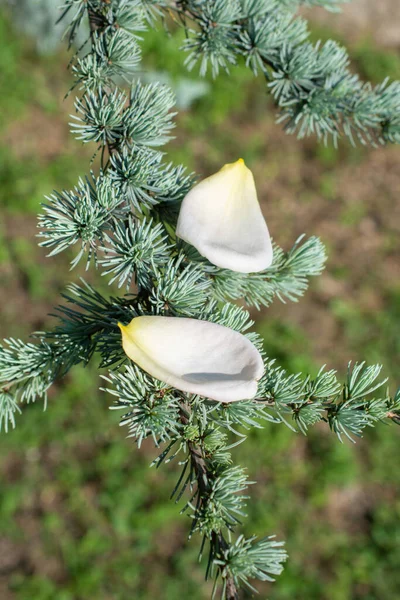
[1,10,400,600]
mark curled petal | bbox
[176,159,273,273]
[118,316,264,403]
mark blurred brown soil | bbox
[302,0,400,48]
[258,137,400,369]
[3,107,68,161]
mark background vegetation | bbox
[0,6,399,599]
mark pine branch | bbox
[180,401,240,600]
[3,2,400,597]
[167,0,400,145]
[255,361,400,441]
[210,235,327,308]
[5,274,398,443]
[0,335,90,430]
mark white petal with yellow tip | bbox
[118,316,264,403]
[176,159,273,273]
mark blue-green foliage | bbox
[176,0,400,145]
[1,1,400,598]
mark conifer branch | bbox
[167,0,400,145]
[2,2,399,598]
[180,400,240,600]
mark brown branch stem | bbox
[179,401,239,600]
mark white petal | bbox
[176,159,273,273]
[119,316,264,403]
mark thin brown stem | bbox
[179,401,239,600]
